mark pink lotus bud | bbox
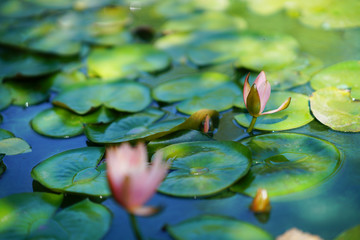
[243,71,291,117]
[106,143,169,216]
[250,188,271,213]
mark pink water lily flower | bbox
[106,142,169,216]
[243,71,291,117]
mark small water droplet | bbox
[130,1,142,11]
[25,102,29,107]
[189,167,209,176]
[100,196,103,199]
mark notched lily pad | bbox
[87,44,170,79]
[31,107,118,138]
[167,215,273,240]
[234,91,313,131]
[31,147,110,196]
[230,133,341,197]
[0,192,111,240]
[155,141,251,197]
[53,81,151,114]
[310,87,360,132]
[310,60,360,100]
[0,128,31,155]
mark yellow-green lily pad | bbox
[31,147,110,196]
[230,133,341,197]
[0,193,111,240]
[31,107,118,138]
[0,128,31,155]
[167,215,273,240]
[310,87,360,132]
[87,44,170,80]
[155,141,251,197]
[234,91,313,131]
[52,81,151,114]
[0,84,12,110]
[335,224,360,240]
[310,60,360,100]
[153,72,231,103]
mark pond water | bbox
[0,1,360,239]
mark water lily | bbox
[243,71,291,132]
[106,142,169,216]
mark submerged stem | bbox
[247,117,257,133]
[129,213,143,240]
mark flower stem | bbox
[247,117,257,133]
[129,213,143,240]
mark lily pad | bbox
[167,215,273,240]
[234,91,313,131]
[31,147,110,196]
[85,109,219,144]
[176,82,242,115]
[0,84,12,110]
[310,60,360,100]
[153,72,231,103]
[0,192,111,240]
[87,44,170,80]
[155,141,251,197]
[230,133,341,197]
[335,224,360,240]
[0,128,31,155]
[31,107,118,138]
[49,70,87,92]
[52,81,151,114]
[310,87,360,132]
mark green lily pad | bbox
[0,192,111,240]
[234,91,313,131]
[31,107,118,138]
[153,72,231,103]
[0,128,31,155]
[167,215,273,240]
[310,60,360,100]
[87,44,170,80]
[230,133,341,197]
[0,84,12,110]
[310,87,360,132]
[155,141,251,197]
[0,154,6,176]
[52,81,151,114]
[335,224,360,240]
[31,147,110,196]
[49,70,87,92]
[85,109,219,144]
[176,82,242,114]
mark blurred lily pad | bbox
[53,81,151,114]
[31,147,110,196]
[335,224,360,240]
[0,128,31,155]
[230,133,341,197]
[310,87,360,132]
[167,215,273,240]
[156,141,251,197]
[0,192,111,240]
[87,44,170,80]
[310,60,360,100]
[31,107,118,138]
[234,91,313,131]
[0,84,12,110]
[49,70,87,92]
[153,72,231,102]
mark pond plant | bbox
[0,0,360,240]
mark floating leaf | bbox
[31,107,118,138]
[0,84,12,110]
[152,72,231,103]
[0,192,111,240]
[176,83,242,115]
[53,81,151,114]
[234,91,313,131]
[87,44,170,80]
[230,133,341,197]
[167,215,273,240]
[310,60,360,100]
[31,147,110,196]
[0,128,31,155]
[155,141,251,197]
[49,70,87,92]
[310,87,360,132]
[334,224,360,240]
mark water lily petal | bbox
[130,205,161,217]
[243,73,251,106]
[258,80,271,113]
[261,97,291,115]
[254,71,267,88]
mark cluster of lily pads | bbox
[0,0,359,239]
